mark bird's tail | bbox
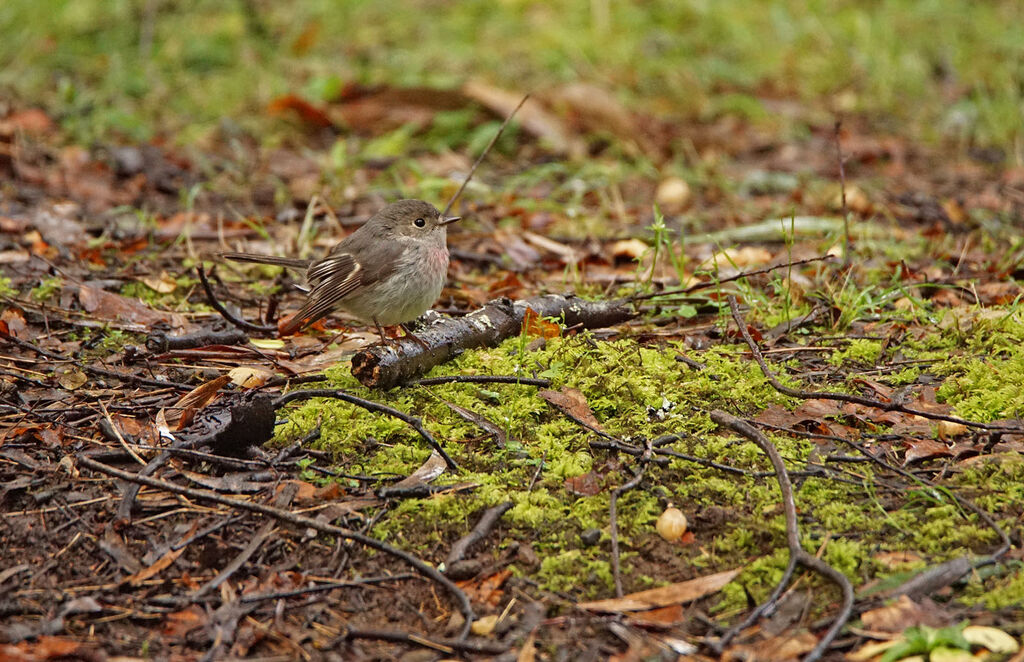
[219,252,311,271]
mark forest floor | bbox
[2,3,1024,661]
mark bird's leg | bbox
[372,317,390,346]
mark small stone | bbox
[580,528,601,547]
[655,176,692,213]
[656,507,688,542]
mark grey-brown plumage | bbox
[221,199,460,335]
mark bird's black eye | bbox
[414,218,426,228]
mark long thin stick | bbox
[441,94,529,217]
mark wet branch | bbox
[351,294,634,389]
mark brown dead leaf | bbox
[162,605,207,638]
[165,375,231,429]
[55,366,88,390]
[522,307,561,339]
[1,308,27,338]
[331,85,468,134]
[457,568,512,607]
[276,479,318,501]
[903,439,953,465]
[578,568,740,612]
[463,80,586,158]
[2,636,98,661]
[564,471,604,497]
[268,94,334,127]
[610,238,649,261]
[724,630,818,662]
[1,108,54,135]
[141,271,177,294]
[624,603,684,627]
[228,366,273,388]
[124,522,198,586]
[872,551,924,569]
[78,283,188,330]
[539,386,602,430]
[860,595,948,632]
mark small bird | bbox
[222,199,460,338]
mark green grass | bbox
[1,0,1022,153]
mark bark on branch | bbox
[351,294,635,389]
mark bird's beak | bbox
[440,215,461,225]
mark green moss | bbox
[265,309,1024,611]
[936,350,1024,422]
[828,338,883,367]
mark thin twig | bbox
[239,573,415,603]
[274,388,459,471]
[725,295,1020,432]
[195,264,277,334]
[757,422,1010,559]
[76,454,475,640]
[409,375,551,387]
[0,329,191,391]
[709,410,854,662]
[610,438,652,598]
[338,628,508,655]
[441,94,529,218]
[629,255,835,302]
[446,501,513,567]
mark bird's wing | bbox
[279,252,363,335]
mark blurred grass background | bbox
[1,0,1022,156]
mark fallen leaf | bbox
[457,568,511,607]
[78,283,188,330]
[228,366,273,388]
[962,626,1019,654]
[861,595,936,633]
[472,614,500,636]
[1,308,27,338]
[163,605,207,638]
[872,551,924,569]
[141,271,177,294]
[268,94,334,127]
[539,386,602,430]
[123,522,198,586]
[55,366,88,390]
[656,177,692,213]
[610,238,649,261]
[625,603,684,627]
[724,630,818,662]
[522,307,561,339]
[903,439,953,465]
[577,568,740,612]
[564,471,603,497]
[463,80,586,158]
[1,108,54,134]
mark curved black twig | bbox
[77,455,475,639]
[274,388,459,471]
[757,422,1010,560]
[445,501,513,567]
[709,410,854,662]
[195,264,278,334]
